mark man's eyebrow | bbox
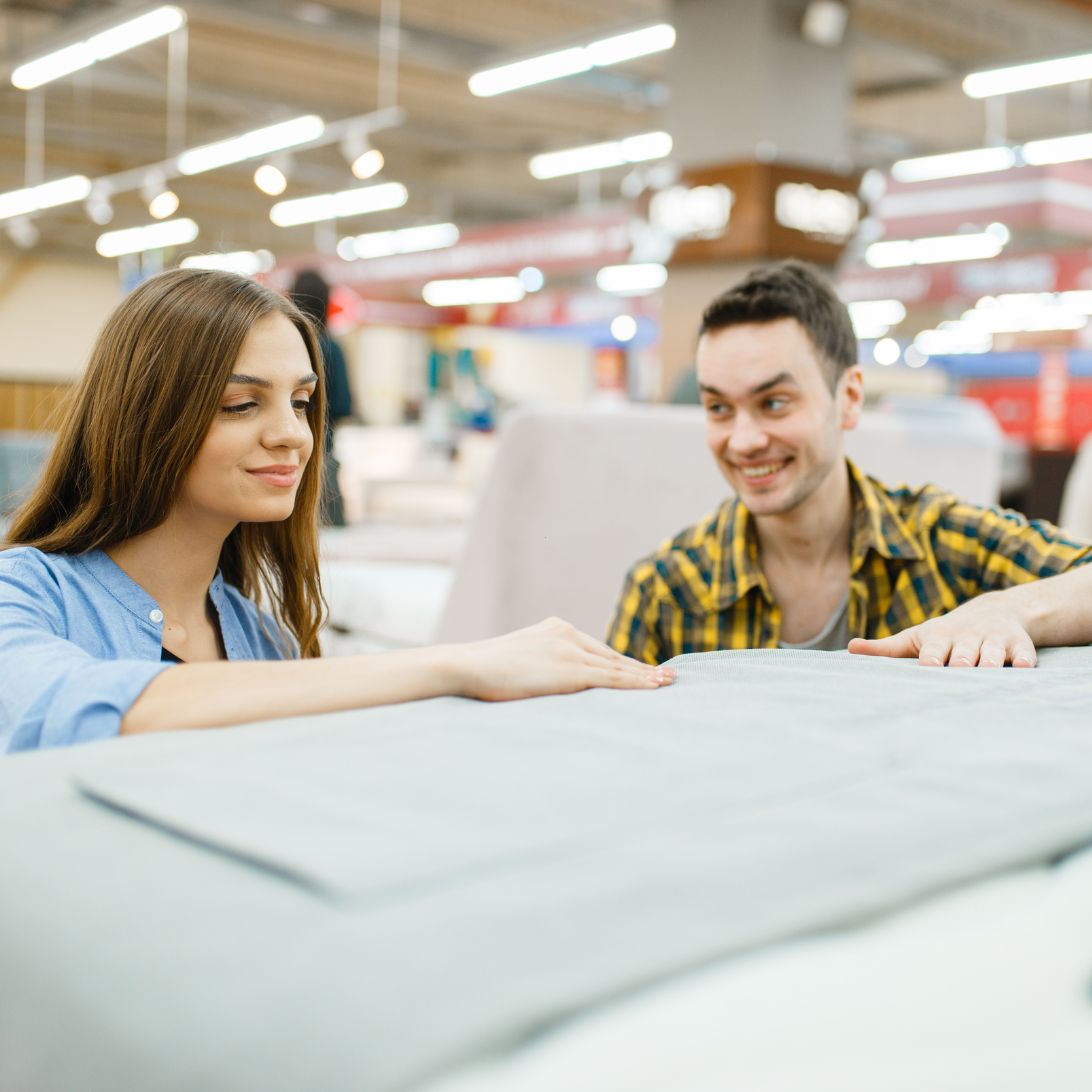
[698,372,799,400]
[747,371,798,397]
[227,372,319,388]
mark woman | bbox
[0,269,672,753]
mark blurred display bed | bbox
[2,648,1091,1092]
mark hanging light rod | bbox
[530,131,672,179]
[964,50,1092,99]
[0,175,92,223]
[270,181,408,227]
[469,23,675,97]
[177,115,325,175]
[12,5,186,90]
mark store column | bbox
[658,0,856,398]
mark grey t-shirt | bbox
[779,592,851,652]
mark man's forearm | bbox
[999,563,1092,648]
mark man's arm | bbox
[849,563,1092,667]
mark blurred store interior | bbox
[5,0,1092,646]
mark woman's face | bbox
[176,311,318,535]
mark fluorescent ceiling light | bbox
[530,131,672,179]
[180,250,275,276]
[470,48,590,97]
[913,325,993,356]
[340,221,459,260]
[177,115,325,176]
[0,174,92,221]
[269,181,407,227]
[847,299,906,328]
[965,295,1087,333]
[469,23,674,97]
[964,51,1092,99]
[422,277,525,307]
[1023,131,1092,166]
[865,227,1008,268]
[12,5,186,89]
[96,217,198,257]
[891,146,1017,183]
[585,24,676,66]
[596,262,668,295]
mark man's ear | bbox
[838,365,864,431]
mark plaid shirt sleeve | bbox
[606,558,665,665]
[931,499,1092,596]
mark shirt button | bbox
[149,609,164,623]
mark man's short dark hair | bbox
[699,259,857,388]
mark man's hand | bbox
[847,591,1037,668]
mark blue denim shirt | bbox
[0,546,290,753]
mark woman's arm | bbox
[848,563,1092,667]
[122,617,674,734]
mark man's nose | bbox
[727,412,769,455]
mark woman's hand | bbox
[847,592,1036,668]
[451,617,675,701]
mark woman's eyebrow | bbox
[227,372,319,387]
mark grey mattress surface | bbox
[2,648,1092,1092]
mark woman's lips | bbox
[246,466,299,488]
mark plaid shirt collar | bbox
[711,458,925,610]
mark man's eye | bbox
[764,397,789,411]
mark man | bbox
[607,259,1092,664]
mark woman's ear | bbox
[838,365,864,431]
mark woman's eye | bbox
[292,399,311,414]
[221,401,257,415]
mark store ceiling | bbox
[2,0,1092,264]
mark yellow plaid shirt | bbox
[607,459,1092,664]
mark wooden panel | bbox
[0,382,73,432]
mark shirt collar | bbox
[713,458,923,609]
[74,548,228,627]
[847,459,925,568]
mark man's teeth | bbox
[740,462,785,478]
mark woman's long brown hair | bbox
[5,268,328,657]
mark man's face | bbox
[696,317,862,518]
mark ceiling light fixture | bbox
[964,51,1092,99]
[269,181,408,227]
[180,250,275,275]
[610,314,638,342]
[469,23,675,97]
[95,217,198,257]
[338,221,459,260]
[801,0,849,47]
[1022,131,1092,166]
[177,115,325,176]
[84,186,114,225]
[865,225,1009,268]
[254,163,288,196]
[891,146,1017,183]
[530,131,672,179]
[0,174,92,222]
[596,262,668,295]
[422,277,525,306]
[12,5,186,89]
[351,148,385,180]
